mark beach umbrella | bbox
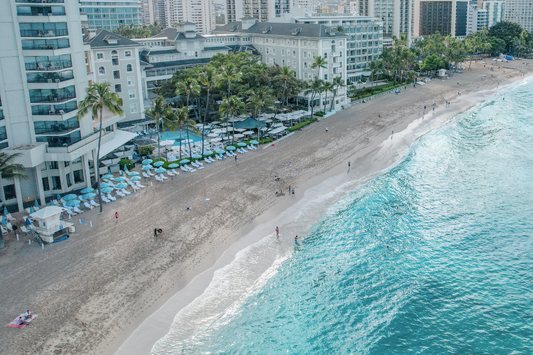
[56,193,61,201]
[226,146,236,151]
[65,200,80,207]
[168,163,179,168]
[192,154,202,159]
[1,216,6,225]
[29,207,35,214]
[216,149,226,154]
[234,128,245,132]
[25,217,31,226]
[207,133,219,137]
[210,138,222,142]
[81,187,94,194]
[243,130,254,135]
[212,129,224,134]
[249,140,258,145]
[142,165,152,171]
[180,159,190,164]
[237,142,247,147]
[115,183,128,189]
[101,187,114,194]
[114,177,125,182]
[49,200,54,207]
[130,176,141,182]
[34,199,39,208]
[234,134,244,138]
[3,206,8,215]
[102,173,114,180]
[142,159,153,165]
[100,182,110,189]
[153,161,165,167]
[82,193,97,200]
[128,171,140,176]
[155,168,166,174]
[62,194,77,201]
[203,151,214,156]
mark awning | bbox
[99,130,138,157]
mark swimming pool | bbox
[159,130,202,145]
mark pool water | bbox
[159,130,202,145]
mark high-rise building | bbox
[351,0,412,41]
[179,0,215,34]
[0,0,135,211]
[79,0,143,31]
[504,0,533,32]
[483,0,504,28]
[413,0,469,38]
[466,2,487,35]
[225,0,293,23]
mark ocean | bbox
[152,78,533,354]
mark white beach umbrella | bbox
[234,134,244,138]
[210,137,222,142]
[207,133,219,137]
[242,130,254,135]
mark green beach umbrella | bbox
[168,163,179,168]
[153,161,165,167]
[115,182,128,189]
[192,154,202,159]
[180,159,190,164]
[216,149,226,154]
[101,187,114,194]
[155,168,166,174]
[142,165,152,171]
[203,151,214,156]
[130,176,141,181]
[237,142,247,147]
[249,140,258,145]
[142,159,153,165]
[226,146,236,151]
[128,171,140,176]
[65,200,80,207]
[82,193,97,200]
[62,194,77,201]
[81,187,94,194]
[114,177,125,182]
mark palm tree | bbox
[321,81,334,112]
[247,87,275,118]
[273,66,296,119]
[0,153,27,180]
[304,77,325,119]
[329,76,345,112]
[219,96,245,144]
[144,96,168,160]
[77,82,123,213]
[176,77,200,115]
[310,56,328,112]
[369,60,383,94]
[219,64,242,138]
[171,107,198,160]
[198,67,220,155]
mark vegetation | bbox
[112,22,165,39]
[287,117,318,132]
[137,145,155,157]
[77,82,123,212]
[118,158,133,171]
[0,153,27,180]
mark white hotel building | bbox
[0,0,136,212]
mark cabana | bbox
[30,206,73,243]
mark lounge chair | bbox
[116,191,125,197]
[90,199,99,207]
[102,196,111,203]
[196,161,204,166]
[136,181,146,188]
[155,175,163,182]
[84,202,94,210]
[107,193,116,201]
[204,158,212,164]
[20,226,31,234]
[74,206,84,214]
[208,157,216,163]
[147,170,154,176]
[142,172,150,178]
[122,188,131,195]
[159,174,168,180]
[166,170,174,176]
[33,206,40,211]
[1,226,8,234]
[171,169,180,175]
[52,199,60,206]
[184,164,197,172]
[192,162,204,169]
[6,222,13,231]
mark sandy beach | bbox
[0,60,531,355]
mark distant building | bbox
[466,2,488,36]
[225,0,293,23]
[179,0,216,34]
[504,0,533,32]
[350,0,412,41]
[79,0,143,31]
[413,0,469,38]
[483,0,504,28]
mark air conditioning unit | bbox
[291,27,302,35]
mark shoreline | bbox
[111,73,527,355]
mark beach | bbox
[0,60,531,355]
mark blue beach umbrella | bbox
[1,216,6,225]
[81,187,94,194]
[180,159,190,164]
[226,146,236,151]
[237,142,247,147]
[192,154,202,159]
[62,194,77,201]
[155,167,166,174]
[168,163,179,168]
[115,183,128,189]
[29,207,35,214]
[114,177,125,182]
[49,200,54,206]
[203,151,214,156]
[130,176,141,182]
[102,173,114,180]
[128,171,139,176]
[216,149,225,155]
[153,161,165,167]
[100,182,110,189]
[34,199,39,207]
[101,187,114,194]
[142,165,152,171]
[249,140,258,145]
[65,200,80,207]
[3,206,8,215]
[142,159,153,165]
[83,193,97,200]
[56,193,61,201]
[25,217,31,226]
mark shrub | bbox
[138,145,155,157]
[287,117,318,132]
[259,137,273,144]
[119,158,134,171]
[315,111,325,117]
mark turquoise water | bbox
[155,79,533,354]
[159,130,202,145]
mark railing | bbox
[20,29,68,38]
[37,130,81,147]
[16,0,64,3]
[25,60,72,71]
[32,102,77,115]
[17,8,66,16]
[0,109,4,121]
[34,118,79,135]
[27,70,73,83]
[22,41,70,50]
[29,93,75,104]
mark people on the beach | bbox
[292,188,295,196]
[18,316,26,326]
[348,161,351,172]
[115,212,118,224]
[154,228,158,237]
[288,185,291,194]
[295,235,298,244]
[274,176,280,181]
[276,226,279,237]
[186,206,192,211]
[235,156,238,165]
[325,127,329,132]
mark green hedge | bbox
[119,158,134,171]
[288,117,318,132]
[259,137,273,144]
[350,82,410,100]
[314,111,325,117]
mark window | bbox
[49,161,58,170]
[128,90,135,99]
[98,66,106,75]
[66,173,72,187]
[111,50,119,65]
[125,50,131,57]
[324,74,328,80]
[64,161,70,167]
[115,84,122,93]
[42,177,50,192]
[113,70,120,79]
[73,169,84,183]
[127,77,134,86]
[96,53,104,60]
[52,176,61,190]
[3,184,16,200]
[281,49,285,55]
[126,64,132,72]
[130,103,137,113]
[304,62,307,69]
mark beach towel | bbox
[6,314,38,328]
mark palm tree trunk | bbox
[186,129,192,159]
[330,89,336,112]
[273,81,287,119]
[97,107,103,213]
[179,126,182,161]
[157,119,161,160]
[202,88,210,155]
[231,114,235,144]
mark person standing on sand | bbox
[289,185,291,194]
[235,155,238,165]
[276,226,279,237]
[325,127,329,132]
[295,235,299,244]
[115,211,118,224]
[348,161,351,173]
[292,188,295,196]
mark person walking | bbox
[295,235,299,244]
[234,155,238,165]
[289,185,291,194]
[115,211,118,224]
[325,127,329,132]
[154,228,158,237]
[292,188,295,196]
[348,161,351,173]
[276,226,279,237]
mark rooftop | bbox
[213,21,348,38]
[85,29,143,48]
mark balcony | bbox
[27,70,73,83]
[29,86,76,104]
[17,6,66,17]
[20,29,68,38]
[25,60,72,71]
[16,0,65,3]
[36,130,82,147]
[22,38,69,51]
[32,102,78,119]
